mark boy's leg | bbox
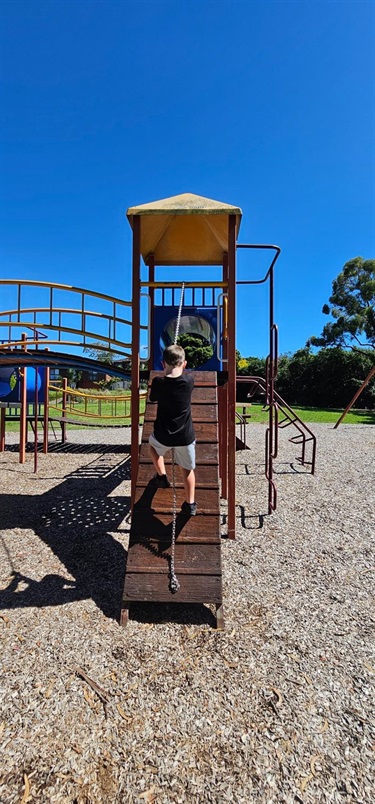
[149,443,167,476]
[180,467,195,504]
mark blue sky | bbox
[1,0,374,358]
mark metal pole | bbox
[34,366,38,473]
[220,253,229,500]
[334,365,375,428]
[33,330,39,473]
[19,333,27,464]
[0,405,5,452]
[62,377,68,444]
[43,351,49,454]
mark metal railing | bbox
[0,280,144,357]
[237,375,317,476]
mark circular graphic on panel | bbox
[159,314,215,369]
[0,367,18,399]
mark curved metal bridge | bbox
[0,280,141,373]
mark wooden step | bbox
[133,485,220,514]
[123,573,222,604]
[130,511,220,543]
[139,442,219,465]
[137,463,219,487]
[149,370,217,385]
[142,420,218,443]
[127,542,221,575]
[145,403,218,423]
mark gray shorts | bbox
[149,433,196,471]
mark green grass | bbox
[4,396,147,431]
[4,399,374,432]
[236,402,375,425]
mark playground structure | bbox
[0,192,317,628]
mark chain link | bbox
[169,283,185,594]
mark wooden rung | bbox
[123,573,222,604]
[130,512,220,543]
[136,463,219,487]
[138,442,219,465]
[145,403,218,423]
[149,370,217,383]
[133,486,220,513]
[122,369,223,627]
[142,420,218,442]
[126,543,221,575]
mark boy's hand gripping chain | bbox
[169,283,185,594]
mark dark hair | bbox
[163,344,186,367]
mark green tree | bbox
[177,333,213,369]
[83,341,116,364]
[83,341,122,389]
[308,257,375,352]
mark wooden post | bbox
[216,603,224,630]
[227,217,237,539]
[148,255,155,371]
[131,215,141,509]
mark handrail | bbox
[0,279,137,356]
[237,375,317,474]
[0,279,132,306]
[48,383,148,421]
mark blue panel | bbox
[153,306,221,371]
[0,366,46,404]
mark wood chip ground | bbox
[0,422,374,803]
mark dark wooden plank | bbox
[123,573,222,604]
[142,420,218,443]
[133,485,219,513]
[136,463,219,487]
[149,370,217,383]
[145,404,217,423]
[130,511,220,543]
[147,387,217,404]
[191,387,217,403]
[138,441,219,465]
[126,543,221,575]
[122,369,222,619]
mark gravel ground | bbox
[0,422,374,803]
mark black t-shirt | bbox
[150,373,195,446]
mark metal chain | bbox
[169,283,185,594]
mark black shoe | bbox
[181,501,198,517]
[152,473,171,489]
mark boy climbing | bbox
[149,344,197,516]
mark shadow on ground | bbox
[0,447,131,621]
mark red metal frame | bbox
[236,245,281,514]
[129,234,282,531]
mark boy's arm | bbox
[149,377,160,402]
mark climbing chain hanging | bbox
[169,282,185,594]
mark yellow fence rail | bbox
[48,383,147,422]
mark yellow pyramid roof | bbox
[126,192,242,265]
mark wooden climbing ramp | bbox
[121,371,224,629]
